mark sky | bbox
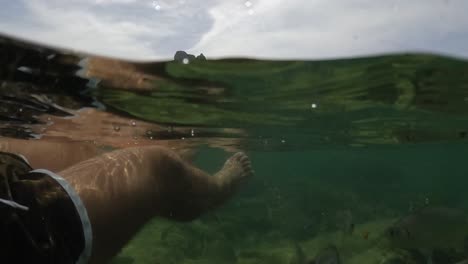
[0,0,467,61]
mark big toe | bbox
[231,152,254,178]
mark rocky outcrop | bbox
[173,51,206,63]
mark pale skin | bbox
[1,141,253,263]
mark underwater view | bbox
[1,32,468,264]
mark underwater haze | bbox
[1,34,468,264]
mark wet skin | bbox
[2,143,253,263]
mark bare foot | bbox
[215,152,253,193]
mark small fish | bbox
[384,207,468,263]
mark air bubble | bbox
[191,129,195,137]
[130,120,136,126]
[281,139,286,143]
[113,125,121,132]
[311,103,317,109]
[182,58,190,64]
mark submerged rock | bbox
[384,207,468,251]
[384,207,468,264]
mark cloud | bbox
[190,0,468,59]
[94,0,137,4]
[0,0,217,60]
[0,0,467,60]
[0,1,156,59]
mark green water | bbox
[97,54,468,150]
[112,142,468,264]
[102,55,468,263]
[2,37,468,263]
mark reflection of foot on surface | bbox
[215,152,253,193]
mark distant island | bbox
[173,51,206,63]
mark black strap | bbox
[0,152,83,264]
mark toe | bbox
[240,155,250,164]
[235,152,244,158]
[244,164,254,176]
